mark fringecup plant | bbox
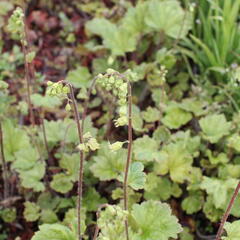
[94,68,136,240]
[46,79,101,240]
[7,6,36,125]
[7,7,54,174]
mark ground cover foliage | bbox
[1,0,240,239]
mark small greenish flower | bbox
[108,141,126,152]
[87,137,100,151]
[114,116,128,127]
[62,86,70,94]
[97,73,104,79]
[47,81,53,86]
[96,69,128,107]
[7,7,25,40]
[78,132,100,152]
[46,81,69,98]
[77,143,89,153]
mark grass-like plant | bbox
[183,0,240,83]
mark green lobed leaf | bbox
[154,142,193,183]
[83,188,106,212]
[12,147,38,170]
[128,162,146,190]
[66,66,91,89]
[118,162,146,190]
[162,107,192,129]
[24,202,41,222]
[40,209,58,224]
[3,120,31,162]
[86,18,137,56]
[131,200,183,240]
[144,0,192,39]
[228,134,240,152]
[179,98,206,116]
[203,196,223,222]
[90,142,126,181]
[153,126,171,143]
[18,161,45,192]
[200,177,238,209]
[144,173,181,201]
[59,153,79,181]
[50,173,73,194]
[199,114,231,143]
[179,228,194,240]
[142,107,160,123]
[0,208,16,223]
[31,93,62,108]
[121,2,148,35]
[223,221,240,240]
[132,104,145,132]
[181,191,204,214]
[206,150,229,165]
[63,208,86,236]
[31,224,76,240]
[44,117,97,146]
[133,135,159,162]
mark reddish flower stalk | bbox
[22,4,35,126]
[123,81,133,240]
[68,84,84,240]
[0,122,9,199]
[215,181,240,240]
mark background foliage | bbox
[1,0,240,239]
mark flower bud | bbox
[65,103,71,111]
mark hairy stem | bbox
[123,81,133,240]
[215,181,240,240]
[0,122,9,199]
[69,84,84,240]
[22,5,35,126]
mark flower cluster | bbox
[96,69,131,127]
[7,7,25,42]
[46,81,69,98]
[96,68,128,106]
[159,65,168,83]
[46,81,71,110]
[108,141,127,152]
[77,132,100,152]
